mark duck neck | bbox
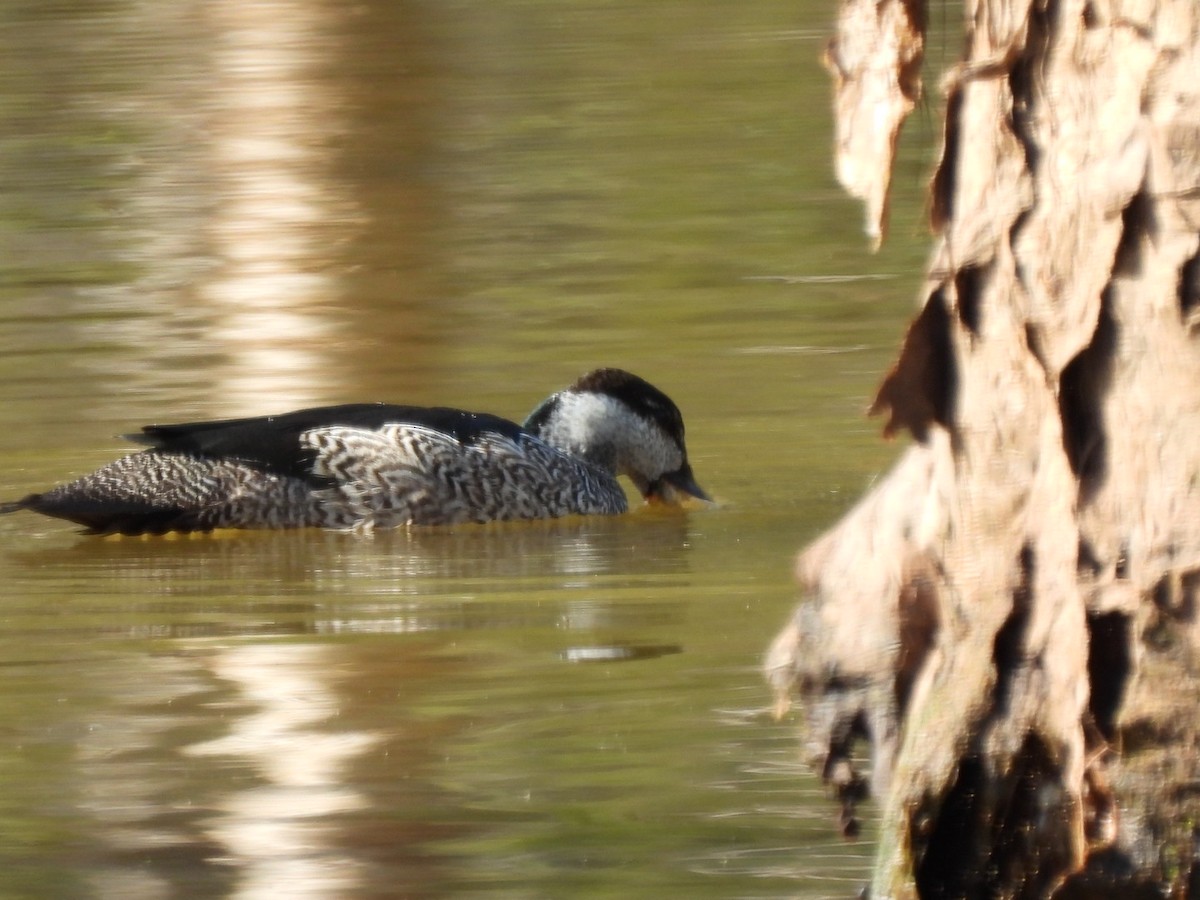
[529,392,625,475]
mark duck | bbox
[0,368,710,535]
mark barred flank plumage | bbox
[300,425,628,529]
[2,369,708,535]
[18,453,323,534]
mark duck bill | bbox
[647,465,712,506]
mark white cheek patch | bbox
[533,392,683,481]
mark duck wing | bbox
[131,403,529,483]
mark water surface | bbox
[0,1,938,896]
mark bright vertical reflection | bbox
[186,643,378,899]
[201,0,356,415]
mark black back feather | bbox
[131,403,529,482]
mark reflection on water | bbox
[14,511,696,576]
[201,0,352,413]
[2,502,878,897]
[76,654,225,900]
[0,0,357,425]
[186,644,378,899]
[4,516,698,678]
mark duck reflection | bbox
[9,513,696,641]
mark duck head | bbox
[524,368,711,505]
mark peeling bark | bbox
[770,0,1200,896]
[824,0,925,249]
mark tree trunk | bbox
[766,1,1200,896]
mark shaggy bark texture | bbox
[767,1,1200,896]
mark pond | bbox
[0,1,938,897]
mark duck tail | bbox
[0,496,31,515]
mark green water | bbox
[0,0,939,896]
